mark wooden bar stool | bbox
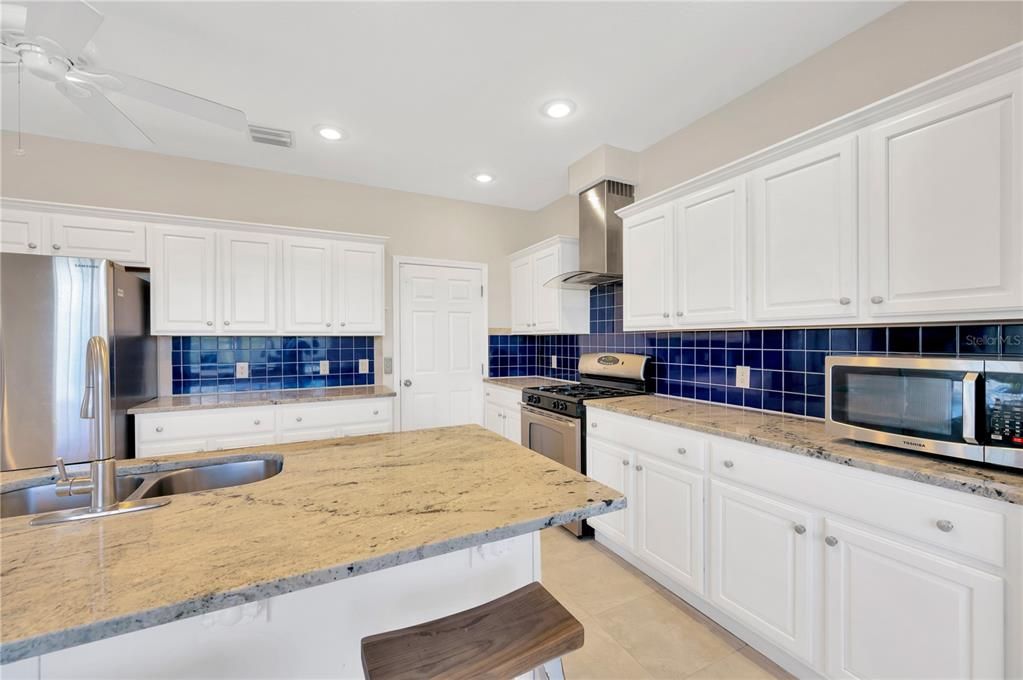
[361,582,583,680]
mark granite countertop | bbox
[484,376,573,390]
[128,385,396,414]
[0,426,624,663]
[592,395,1023,505]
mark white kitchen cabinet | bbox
[276,399,392,444]
[219,232,279,334]
[0,208,46,254]
[864,73,1022,318]
[281,236,334,334]
[751,137,858,322]
[508,236,588,334]
[634,452,704,594]
[336,241,385,335]
[622,203,674,329]
[674,178,747,325]
[149,226,218,334]
[708,480,815,664]
[823,519,1004,680]
[584,437,632,547]
[49,214,147,264]
[483,384,521,444]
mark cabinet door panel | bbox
[824,519,1004,679]
[484,400,505,438]
[510,256,533,332]
[623,204,673,329]
[50,215,147,264]
[752,137,857,321]
[635,453,704,594]
[709,480,814,663]
[220,232,278,333]
[675,179,747,325]
[150,227,217,334]
[866,74,1022,316]
[0,209,45,254]
[504,405,521,445]
[281,237,334,333]
[337,242,384,335]
[532,247,561,332]
[585,438,632,546]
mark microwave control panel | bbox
[986,369,1023,448]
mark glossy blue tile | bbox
[783,393,805,416]
[763,329,783,349]
[857,328,886,353]
[806,396,826,419]
[960,325,1000,354]
[763,350,783,370]
[830,328,856,352]
[1003,325,1023,356]
[784,329,805,350]
[743,330,762,349]
[888,326,921,354]
[783,350,805,372]
[806,329,830,351]
[922,326,958,354]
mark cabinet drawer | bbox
[277,402,346,432]
[137,407,276,443]
[587,407,707,471]
[710,438,1006,567]
[334,397,392,424]
[484,384,522,410]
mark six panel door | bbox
[281,237,335,334]
[824,519,1004,679]
[337,242,384,335]
[149,226,218,334]
[220,232,279,333]
[865,73,1022,317]
[623,204,674,329]
[751,137,858,321]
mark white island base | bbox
[5,533,540,680]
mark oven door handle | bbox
[520,404,579,427]
[963,372,979,445]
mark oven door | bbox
[826,356,985,462]
[520,405,585,536]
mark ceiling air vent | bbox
[248,124,293,148]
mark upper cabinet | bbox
[509,236,588,334]
[282,236,335,334]
[0,208,45,254]
[750,137,858,322]
[864,74,1022,318]
[50,214,147,264]
[150,226,218,333]
[220,232,279,334]
[623,204,674,329]
[336,241,385,334]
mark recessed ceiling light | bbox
[542,99,576,119]
[315,125,344,141]
[473,173,494,184]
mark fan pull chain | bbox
[15,59,25,156]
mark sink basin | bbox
[1,477,145,519]
[138,459,283,499]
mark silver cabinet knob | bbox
[723,460,734,468]
[676,312,684,317]
[486,392,491,396]
[339,321,347,327]
[839,297,851,305]
[52,243,61,250]
[296,416,303,422]
[27,242,37,249]
[155,426,164,433]
[793,524,806,535]
[825,536,838,547]
[591,422,597,428]
[373,410,379,416]
[621,460,630,466]
[662,312,669,318]
[254,419,261,425]
[870,296,884,304]
[224,320,230,326]
[402,379,412,387]
[677,447,686,455]
[936,519,955,533]
[206,321,214,327]
[326,322,332,327]
[634,464,644,471]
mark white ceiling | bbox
[2,2,898,210]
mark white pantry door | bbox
[399,263,485,431]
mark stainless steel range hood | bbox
[545,179,635,289]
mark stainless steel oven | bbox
[521,405,584,535]
[826,355,1023,469]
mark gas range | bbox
[520,352,650,418]
[522,383,643,418]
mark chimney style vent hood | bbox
[545,179,635,289]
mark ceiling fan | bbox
[1,0,248,146]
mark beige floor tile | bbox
[542,546,656,616]
[541,526,595,566]
[684,647,795,680]
[554,588,654,680]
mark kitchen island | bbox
[0,425,624,678]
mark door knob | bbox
[870,296,884,304]
[825,536,838,547]
[403,379,412,387]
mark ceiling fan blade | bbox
[104,71,248,131]
[66,68,122,90]
[56,81,153,146]
[24,1,104,59]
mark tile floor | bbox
[540,528,793,680]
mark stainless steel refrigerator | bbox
[0,254,157,472]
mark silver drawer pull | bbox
[621,460,629,466]
[27,242,37,249]
[224,320,230,326]
[326,322,332,327]
[52,243,61,250]
[339,321,347,327]
[254,419,261,425]
[373,410,379,416]
[839,297,851,305]
[723,460,734,468]
[591,422,597,428]
[296,416,303,422]
[870,295,884,304]
[155,426,164,433]
[677,447,686,455]
[634,464,644,471]
[662,312,669,318]
[825,536,838,547]
[676,312,683,317]
[206,321,213,326]
[793,524,806,535]
[936,519,954,533]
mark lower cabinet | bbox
[483,384,522,444]
[584,438,633,547]
[135,398,394,457]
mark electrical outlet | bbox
[551,355,557,368]
[235,362,249,379]
[736,365,751,389]
[359,358,370,374]
[319,360,330,376]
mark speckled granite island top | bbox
[593,395,1023,505]
[128,384,396,414]
[0,425,624,663]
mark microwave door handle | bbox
[962,372,979,444]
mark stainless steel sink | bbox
[137,459,283,499]
[1,476,144,519]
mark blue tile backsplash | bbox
[171,336,375,394]
[490,283,1023,419]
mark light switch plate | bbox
[383,357,393,375]
[358,358,370,374]
[736,365,751,389]
[235,362,249,379]
[319,360,330,375]
[551,355,557,368]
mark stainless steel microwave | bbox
[825,356,1023,470]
